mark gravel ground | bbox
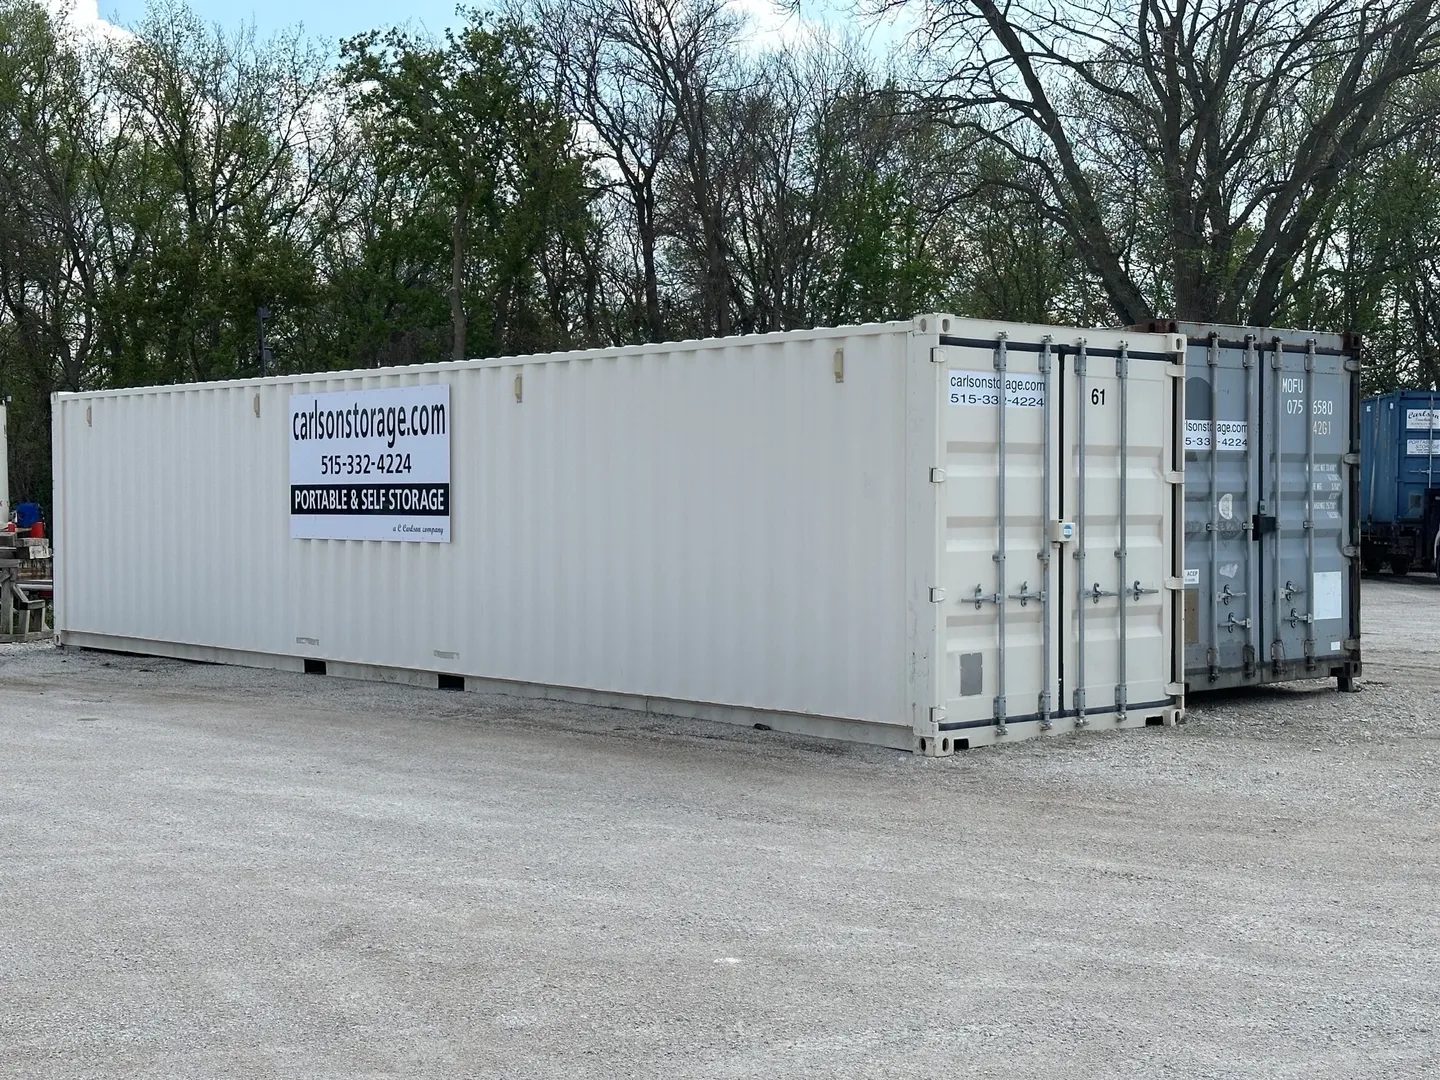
[1,578,1437,1078]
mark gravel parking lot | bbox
[2,578,1438,1078]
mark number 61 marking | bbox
[1090,388,1106,405]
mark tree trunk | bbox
[450,194,471,363]
[638,191,662,342]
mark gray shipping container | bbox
[1137,322,1361,692]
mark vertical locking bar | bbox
[1270,338,1286,666]
[1038,337,1054,730]
[1430,391,1436,489]
[994,334,1008,733]
[1074,339,1088,726]
[1304,340,1317,663]
[1206,334,1220,681]
[1115,344,1129,720]
[1243,336,1258,675]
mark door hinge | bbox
[929,587,946,603]
[930,347,946,364]
[1342,452,1360,466]
[930,467,947,483]
[1342,544,1359,558]
[1164,470,1184,484]
[1165,681,1185,697]
[1344,358,1361,373]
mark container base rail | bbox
[56,630,1185,752]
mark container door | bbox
[1063,344,1180,725]
[1183,336,1260,685]
[1260,339,1352,671]
[935,334,1059,736]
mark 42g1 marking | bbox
[319,452,414,477]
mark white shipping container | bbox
[52,316,1186,753]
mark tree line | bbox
[3,0,1439,505]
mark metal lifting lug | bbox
[972,585,1000,609]
[1008,581,1044,607]
[1090,582,1117,604]
[1129,580,1159,601]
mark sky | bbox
[58,0,904,53]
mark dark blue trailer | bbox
[1361,390,1440,575]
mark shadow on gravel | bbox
[1360,571,1440,587]
[1186,681,1345,709]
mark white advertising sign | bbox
[1184,419,1248,451]
[948,370,1045,408]
[289,384,451,542]
[1405,408,1440,431]
[1406,439,1440,456]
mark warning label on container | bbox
[1406,438,1440,456]
[948,370,1045,408]
[1184,419,1248,451]
[1183,568,1200,586]
[289,384,451,542]
[1405,409,1440,431]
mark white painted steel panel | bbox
[52,315,1185,754]
[928,325,1185,749]
[55,326,913,745]
[1062,341,1179,726]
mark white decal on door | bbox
[1313,571,1343,621]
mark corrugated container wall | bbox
[1137,321,1362,693]
[53,317,1186,754]
[1360,390,1440,574]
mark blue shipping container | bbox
[1360,390,1440,574]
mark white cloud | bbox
[731,0,824,50]
[45,0,130,42]
[729,0,920,58]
